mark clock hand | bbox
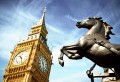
[19,56,22,59]
[41,61,43,67]
[19,56,22,63]
[42,61,45,67]
[16,60,18,63]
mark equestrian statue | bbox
[58,17,120,81]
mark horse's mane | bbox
[103,21,115,40]
[89,17,115,40]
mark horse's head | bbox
[76,17,102,29]
[76,17,115,40]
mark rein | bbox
[94,40,120,55]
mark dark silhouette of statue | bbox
[58,17,120,81]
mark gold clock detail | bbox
[13,51,29,65]
[38,55,48,72]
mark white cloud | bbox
[0,29,26,60]
[0,50,10,60]
[47,23,65,35]
[65,14,79,22]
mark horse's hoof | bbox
[61,62,64,67]
[59,60,64,67]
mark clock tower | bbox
[3,7,52,82]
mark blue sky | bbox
[0,0,120,82]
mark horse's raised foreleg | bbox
[58,52,64,67]
[58,44,82,67]
[58,50,77,67]
[67,50,82,59]
[62,44,80,50]
[62,49,82,59]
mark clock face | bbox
[13,51,29,65]
[38,55,48,72]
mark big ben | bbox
[3,7,52,82]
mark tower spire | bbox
[37,7,46,26]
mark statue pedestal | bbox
[93,73,116,82]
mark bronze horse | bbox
[58,17,120,79]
